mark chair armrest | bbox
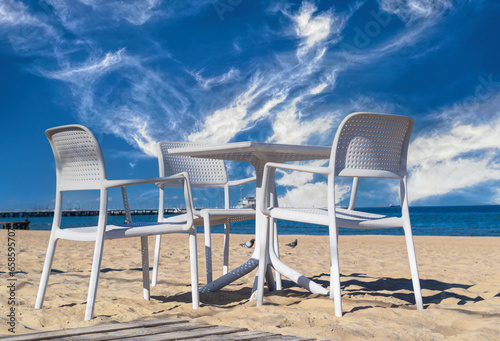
[226,176,256,187]
[106,173,196,227]
[223,176,257,209]
[263,162,331,175]
[103,174,189,189]
[258,162,332,216]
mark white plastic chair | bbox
[153,141,256,285]
[35,125,199,320]
[258,112,423,317]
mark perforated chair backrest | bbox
[157,141,228,188]
[331,113,414,179]
[46,125,107,191]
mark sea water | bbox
[3,205,499,236]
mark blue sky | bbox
[1,0,500,211]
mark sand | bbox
[1,230,499,340]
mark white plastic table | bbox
[168,142,331,305]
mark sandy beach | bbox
[1,230,499,340]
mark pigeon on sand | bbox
[240,238,255,248]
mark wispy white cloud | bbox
[267,97,333,144]
[346,95,396,115]
[187,61,336,145]
[41,46,194,156]
[85,63,193,156]
[83,0,215,27]
[188,2,344,145]
[377,0,452,24]
[309,69,338,95]
[335,0,453,68]
[0,0,34,26]
[276,160,350,207]
[233,41,242,54]
[116,0,161,25]
[293,2,332,55]
[277,172,316,188]
[494,188,500,205]
[104,111,159,157]
[39,48,166,157]
[248,93,288,122]
[0,0,59,55]
[408,156,500,202]
[276,160,327,187]
[433,75,500,125]
[290,1,346,58]
[77,0,162,26]
[188,79,262,143]
[188,77,287,144]
[44,0,85,32]
[407,90,500,202]
[190,68,240,89]
[157,0,215,20]
[279,182,351,207]
[309,82,328,95]
[336,21,431,68]
[46,48,126,83]
[409,122,500,167]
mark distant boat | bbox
[235,197,256,209]
[389,204,400,207]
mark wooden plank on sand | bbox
[0,318,312,341]
[0,318,185,341]
[181,330,292,340]
[117,325,248,341]
[59,322,212,341]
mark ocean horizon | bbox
[2,205,499,237]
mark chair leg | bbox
[35,235,58,309]
[271,218,282,290]
[203,214,213,283]
[264,217,276,292]
[152,235,162,287]
[189,229,199,309]
[223,223,230,275]
[84,236,106,320]
[270,185,282,290]
[256,216,270,306]
[329,227,342,317]
[403,223,424,310]
[141,236,150,300]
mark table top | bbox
[168,141,331,165]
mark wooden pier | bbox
[1,221,30,230]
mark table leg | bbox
[268,247,329,295]
[200,190,270,293]
[256,223,329,305]
[200,253,259,293]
